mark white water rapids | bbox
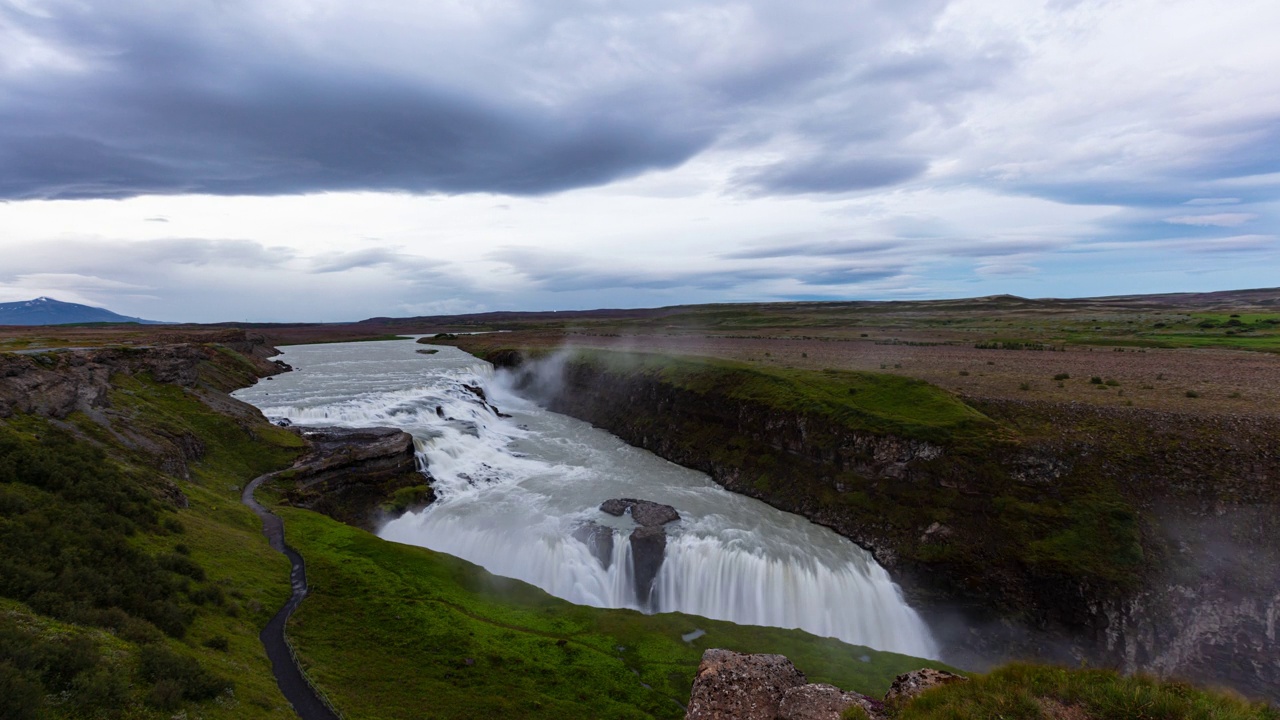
[233,339,938,658]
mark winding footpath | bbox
[242,472,342,720]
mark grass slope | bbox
[561,348,1000,446]
[0,353,306,718]
[278,507,955,720]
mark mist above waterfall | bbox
[234,338,938,658]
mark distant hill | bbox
[0,297,162,326]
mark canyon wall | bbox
[484,348,1280,700]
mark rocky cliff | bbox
[0,334,429,529]
[479,347,1280,701]
[278,425,428,531]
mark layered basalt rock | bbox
[282,426,429,531]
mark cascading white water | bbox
[234,338,938,658]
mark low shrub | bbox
[202,636,230,652]
[137,645,232,706]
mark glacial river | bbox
[233,338,937,658]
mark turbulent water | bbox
[234,339,938,658]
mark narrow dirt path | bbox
[242,472,342,720]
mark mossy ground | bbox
[276,506,956,720]
[893,664,1278,720]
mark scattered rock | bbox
[686,649,807,720]
[572,521,615,570]
[884,669,968,704]
[461,384,488,402]
[920,522,953,543]
[777,683,881,720]
[600,498,680,526]
[630,525,667,606]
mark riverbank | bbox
[446,338,1280,701]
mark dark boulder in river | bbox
[600,498,680,526]
[571,521,614,570]
[599,498,681,606]
[630,525,668,608]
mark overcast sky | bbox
[1,0,1277,322]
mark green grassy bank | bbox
[565,349,1001,446]
[892,664,1277,720]
[277,506,954,719]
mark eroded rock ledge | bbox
[280,425,430,531]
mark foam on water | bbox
[234,338,938,658]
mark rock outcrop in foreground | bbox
[686,649,965,720]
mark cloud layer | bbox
[0,0,1277,319]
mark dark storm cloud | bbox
[3,0,1273,219]
[0,0,1004,201]
[738,156,928,195]
[0,3,715,200]
[0,72,708,199]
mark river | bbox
[233,338,937,659]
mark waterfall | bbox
[234,339,939,659]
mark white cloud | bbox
[1164,213,1257,227]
